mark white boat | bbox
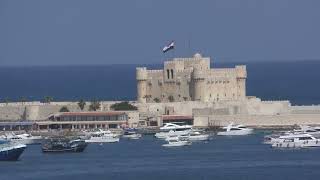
[188,131,210,141]
[162,138,192,147]
[294,125,320,137]
[217,123,253,136]
[85,129,120,143]
[271,133,320,148]
[155,123,192,139]
[122,131,142,139]
[0,132,43,145]
[264,125,320,144]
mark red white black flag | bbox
[162,41,175,53]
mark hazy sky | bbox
[1,0,320,66]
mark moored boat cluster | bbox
[2,123,320,161]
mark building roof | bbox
[58,111,126,116]
[162,115,193,120]
[0,121,35,126]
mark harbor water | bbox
[1,132,320,180]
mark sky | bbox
[0,0,320,66]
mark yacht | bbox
[188,131,210,141]
[162,138,192,147]
[155,123,192,139]
[217,123,253,136]
[271,133,320,148]
[294,125,320,137]
[1,132,43,145]
[0,140,27,161]
[85,129,120,143]
[122,130,142,139]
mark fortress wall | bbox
[194,114,320,127]
[137,101,213,116]
[290,105,320,114]
[0,101,123,121]
[0,106,25,121]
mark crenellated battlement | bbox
[136,67,148,81]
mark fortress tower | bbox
[236,65,247,99]
[136,53,247,103]
[192,66,206,101]
[136,67,148,103]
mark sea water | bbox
[0,61,320,105]
[1,133,320,180]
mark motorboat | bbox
[42,138,87,153]
[122,130,142,139]
[85,129,120,143]
[0,140,26,161]
[271,133,320,148]
[1,132,43,145]
[188,131,210,141]
[294,125,320,137]
[162,138,192,147]
[155,123,192,139]
[264,125,320,144]
[217,123,253,136]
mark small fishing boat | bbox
[188,131,210,141]
[162,138,192,147]
[0,141,26,161]
[122,129,142,139]
[42,138,87,153]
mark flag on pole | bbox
[162,41,175,53]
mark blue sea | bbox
[1,61,320,105]
[2,133,320,180]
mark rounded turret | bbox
[136,67,148,81]
[136,67,148,103]
[192,66,206,80]
[236,65,247,79]
[235,65,247,99]
[192,66,206,101]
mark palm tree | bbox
[89,99,101,111]
[143,95,152,102]
[44,96,53,104]
[168,95,174,102]
[59,106,70,112]
[78,99,86,111]
[153,97,160,103]
[20,97,27,104]
[4,97,10,105]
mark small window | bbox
[171,69,174,79]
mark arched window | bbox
[167,69,170,79]
[171,69,174,79]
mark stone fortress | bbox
[136,53,246,103]
[1,53,320,129]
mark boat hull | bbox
[189,134,210,141]
[42,143,87,153]
[0,145,26,161]
[85,137,120,143]
[162,141,192,147]
[272,141,320,148]
[217,129,253,136]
